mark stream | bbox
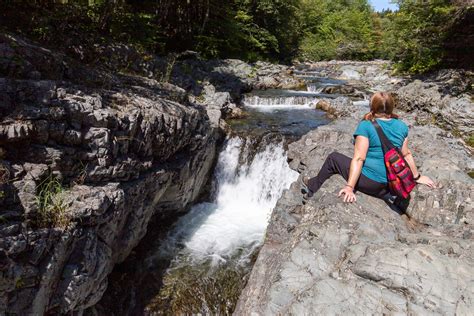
[98,70,356,315]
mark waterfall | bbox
[159,137,298,265]
[243,95,318,107]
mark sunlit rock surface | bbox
[235,103,473,315]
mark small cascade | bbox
[293,70,325,78]
[158,137,297,265]
[146,137,299,313]
[243,95,317,107]
[306,83,325,93]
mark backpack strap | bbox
[371,120,395,154]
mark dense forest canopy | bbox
[0,0,472,72]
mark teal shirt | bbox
[353,118,409,184]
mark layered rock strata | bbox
[0,34,221,314]
[394,76,473,141]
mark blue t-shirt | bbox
[353,118,409,183]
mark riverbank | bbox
[0,32,306,314]
[235,67,474,314]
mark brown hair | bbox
[363,92,398,121]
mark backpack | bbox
[371,120,416,199]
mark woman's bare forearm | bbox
[347,158,364,188]
[403,150,420,177]
[348,135,369,190]
[401,139,420,178]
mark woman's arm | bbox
[401,138,420,177]
[338,136,369,202]
[401,138,436,188]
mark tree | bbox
[381,0,456,73]
[298,0,378,61]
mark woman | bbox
[301,92,435,206]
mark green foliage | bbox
[298,0,378,61]
[466,134,474,147]
[380,0,456,73]
[0,0,464,70]
[15,277,25,289]
[189,0,301,62]
[0,0,302,63]
[35,175,70,228]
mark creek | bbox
[98,69,355,315]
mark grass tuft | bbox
[35,175,70,229]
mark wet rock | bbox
[224,105,246,119]
[252,61,304,90]
[198,83,246,122]
[236,111,473,314]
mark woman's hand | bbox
[338,186,356,203]
[416,175,436,188]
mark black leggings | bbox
[307,151,389,199]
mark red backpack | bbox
[372,121,416,199]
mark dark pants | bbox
[307,152,389,199]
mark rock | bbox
[321,84,355,95]
[235,112,473,315]
[223,105,246,119]
[339,65,362,80]
[198,83,247,121]
[0,33,220,314]
[252,61,305,90]
[295,60,402,92]
[315,97,365,119]
[168,58,303,102]
[393,79,474,139]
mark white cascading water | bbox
[306,83,325,93]
[159,137,298,265]
[243,95,317,107]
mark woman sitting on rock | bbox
[301,92,435,207]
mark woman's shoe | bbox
[301,176,314,198]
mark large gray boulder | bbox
[235,110,473,314]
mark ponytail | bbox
[363,111,399,121]
[363,112,375,121]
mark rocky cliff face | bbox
[393,70,473,143]
[0,32,303,314]
[235,97,473,314]
[0,34,222,314]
